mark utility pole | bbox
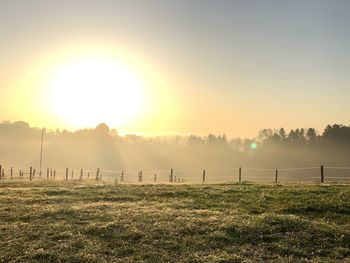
[39,128,45,177]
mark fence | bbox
[0,164,349,184]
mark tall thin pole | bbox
[39,128,45,177]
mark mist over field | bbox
[1,121,350,172]
[1,1,350,262]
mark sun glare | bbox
[47,56,144,128]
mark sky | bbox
[1,0,350,137]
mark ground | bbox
[0,181,349,263]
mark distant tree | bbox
[297,128,306,144]
[55,128,61,135]
[229,138,243,151]
[279,128,287,140]
[95,123,110,135]
[188,135,203,146]
[258,128,273,143]
[206,134,217,146]
[322,124,350,146]
[217,134,228,146]
[204,134,229,147]
[270,132,281,143]
[288,129,297,143]
[306,128,317,143]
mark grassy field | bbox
[0,181,349,263]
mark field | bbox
[0,182,349,263]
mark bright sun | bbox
[47,56,144,129]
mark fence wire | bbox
[0,165,349,184]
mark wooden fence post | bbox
[121,171,124,182]
[138,170,142,182]
[50,168,53,179]
[239,167,242,183]
[321,165,324,183]
[33,169,36,178]
[29,166,32,181]
[10,167,13,180]
[54,170,56,180]
[154,174,157,183]
[0,165,2,181]
[47,167,49,180]
[114,175,118,185]
[96,168,100,181]
[170,168,174,183]
[66,168,68,181]
[275,169,278,183]
[80,169,83,180]
[71,170,74,180]
[203,170,206,183]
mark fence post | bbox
[87,172,90,180]
[121,171,124,182]
[170,168,174,183]
[321,165,324,183]
[96,168,100,181]
[47,167,49,180]
[80,169,83,180]
[154,174,157,183]
[29,166,32,181]
[10,167,13,180]
[33,169,36,178]
[203,170,206,183]
[275,169,278,183]
[71,170,74,180]
[114,175,118,185]
[50,168,53,179]
[0,165,2,180]
[239,167,242,183]
[138,170,142,182]
[54,170,56,180]
[66,168,68,181]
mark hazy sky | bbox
[1,0,350,137]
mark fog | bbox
[1,121,350,182]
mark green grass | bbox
[0,181,349,262]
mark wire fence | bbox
[0,164,350,184]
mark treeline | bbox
[0,121,350,169]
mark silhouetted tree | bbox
[306,128,317,143]
[187,135,203,145]
[279,128,287,140]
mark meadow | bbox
[0,181,349,263]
